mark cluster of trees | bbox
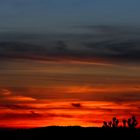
[102,115,138,128]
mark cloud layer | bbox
[0,25,140,128]
[0,25,140,65]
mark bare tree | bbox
[102,121,109,128]
[122,119,127,128]
[127,116,138,128]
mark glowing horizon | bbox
[0,59,140,128]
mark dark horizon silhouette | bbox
[102,115,138,128]
[0,125,140,140]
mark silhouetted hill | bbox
[0,126,140,140]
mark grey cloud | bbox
[0,25,140,65]
[78,25,140,37]
[84,39,140,63]
[0,41,69,60]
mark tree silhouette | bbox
[102,117,119,128]
[102,121,109,128]
[122,119,127,128]
[127,115,138,128]
[108,121,112,127]
[102,115,138,128]
[128,118,132,128]
[112,117,119,128]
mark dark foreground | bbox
[0,126,140,140]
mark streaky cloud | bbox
[0,25,140,65]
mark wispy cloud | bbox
[0,111,42,120]
[0,88,37,103]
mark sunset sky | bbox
[0,0,140,128]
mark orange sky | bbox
[0,59,140,128]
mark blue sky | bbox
[0,0,140,32]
